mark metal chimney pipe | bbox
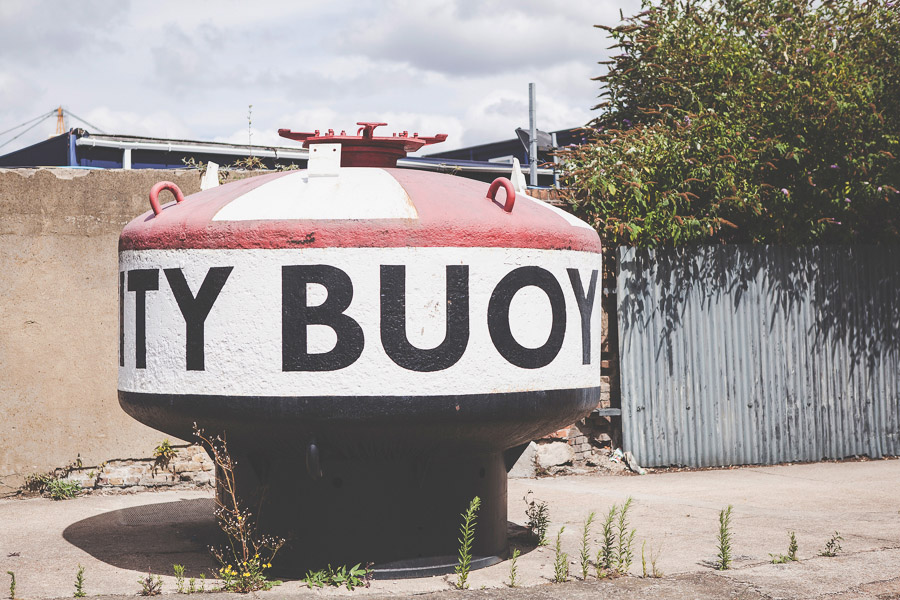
[529,83,537,187]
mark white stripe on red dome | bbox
[212,169,418,222]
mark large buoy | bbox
[118,122,602,576]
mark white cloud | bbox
[335,0,631,76]
[0,0,640,156]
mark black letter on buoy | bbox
[282,265,364,371]
[566,268,598,365]
[127,269,159,369]
[380,265,469,372]
[164,267,233,371]
[488,266,566,369]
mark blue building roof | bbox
[0,129,558,187]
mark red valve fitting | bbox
[278,121,447,168]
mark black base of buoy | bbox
[231,450,509,576]
[119,388,600,577]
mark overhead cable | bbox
[64,109,107,134]
[0,109,56,138]
[0,114,57,150]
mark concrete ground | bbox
[1,459,898,600]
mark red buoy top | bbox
[278,122,448,168]
[120,122,601,255]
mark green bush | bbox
[562,0,900,247]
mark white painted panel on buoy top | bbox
[212,168,417,221]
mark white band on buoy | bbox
[118,246,602,398]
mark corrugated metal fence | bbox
[617,245,900,467]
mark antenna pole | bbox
[528,83,537,187]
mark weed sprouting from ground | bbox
[641,540,648,577]
[579,511,596,579]
[24,457,83,500]
[594,498,637,577]
[788,531,798,561]
[73,565,85,598]
[524,490,550,546]
[820,532,843,557]
[6,571,15,600]
[152,439,178,474]
[49,479,81,501]
[303,564,373,590]
[715,505,734,570]
[552,527,569,583]
[596,504,617,576]
[641,540,664,578]
[455,496,481,589]
[615,497,636,574]
[771,531,799,563]
[507,548,521,587]
[193,424,284,593]
[172,564,185,593]
[138,572,162,596]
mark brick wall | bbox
[540,258,622,461]
[62,445,214,493]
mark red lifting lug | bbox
[486,177,516,213]
[148,181,185,216]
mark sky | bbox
[0,0,640,156]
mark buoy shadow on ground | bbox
[62,497,539,579]
[63,497,218,578]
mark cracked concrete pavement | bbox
[1,459,898,599]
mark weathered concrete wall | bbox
[0,168,209,492]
